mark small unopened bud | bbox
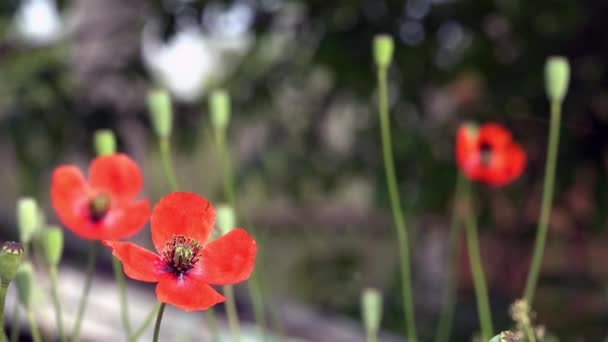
[361,287,382,338]
[0,242,24,284]
[216,204,235,235]
[94,129,117,156]
[42,227,64,267]
[509,299,532,327]
[148,88,173,138]
[545,56,570,103]
[17,198,38,244]
[15,262,34,307]
[209,90,231,133]
[373,35,394,68]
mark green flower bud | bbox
[42,227,64,267]
[209,89,231,133]
[148,88,173,138]
[373,34,394,69]
[545,56,570,103]
[94,129,117,156]
[17,198,38,244]
[15,262,34,307]
[216,204,235,235]
[0,242,23,284]
[361,287,383,337]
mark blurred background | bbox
[1,0,608,340]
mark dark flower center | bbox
[479,141,493,165]
[162,235,202,276]
[88,193,111,222]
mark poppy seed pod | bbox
[15,262,34,307]
[545,56,570,103]
[373,34,394,69]
[209,90,231,133]
[148,89,173,138]
[0,242,24,284]
[42,227,64,267]
[216,204,235,235]
[94,129,117,156]
[17,198,39,244]
[361,287,383,337]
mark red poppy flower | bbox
[456,122,526,186]
[51,153,150,240]
[103,192,257,311]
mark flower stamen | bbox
[162,235,201,275]
[88,193,111,222]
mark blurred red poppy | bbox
[51,153,150,240]
[103,192,257,311]
[456,123,526,186]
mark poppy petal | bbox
[478,123,512,148]
[151,192,215,253]
[191,228,257,285]
[103,240,166,282]
[96,200,151,240]
[89,154,143,203]
[51,165,92,235]
[156,276,225,311]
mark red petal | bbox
[456,125,480,174]
[478,123,512,149]
[51,166,93,236]
[89,154,143,203]
[191,228,257,285]
[103,240,166,282]
[156,276,225,311]
[95,200,150,240]
[151,192,215,253]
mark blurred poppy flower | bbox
[51,154,150,240]
[456,123,526,186]
[103,192,257,311]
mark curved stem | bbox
[462,180,493,341]
[26,309,41,342]
[524,100,562,304]
[112,258,131,339]
[434,175,466,342]
[129,303,161,342]
[0,282,10,342]
[152,303,166,342]
[159,137,180,191]
[223,285,241,342]
[71,242,98,342]
[49,267,66,342]
[376,66,417,341]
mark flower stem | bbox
[204,310,219,342]
[523,100,562,304]
[223,285,241,342]
[0,281,10,342]
[112,257,131,339]
[366,330,377,342]
[524,324,536,342]
[462,179,493,341]
[71,242,98,342]
[26,309,41,342]
[159,137,180,191]
[9,300,19,342]
[49,266,66,342]
[152,303,166,342]
[129,302,161,342]
[434,174,466,342]
[376,64,417,341]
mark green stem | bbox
[49,267,66,342]
[434,175,466,342]
[159,137,180,191]
[112,258,131,339]
[524,324,536,342]
[0,282,10,342]
[26,309,41,342]
[152,303,166,342]
[376,66,417,341]
[71,242,98,342]
[523,100,562,304]
[129,303,161,342]
[366,330,378,342]
[462,180,493,341]
[204,310,219,342]
[223,285,241,342]
[247,270,266,341]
